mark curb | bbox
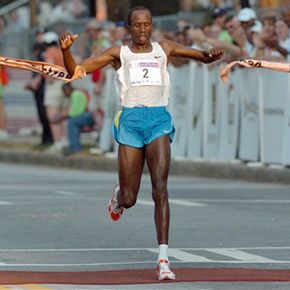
[1,148,290,184]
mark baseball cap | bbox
[43,31,58,43]
[213,7,226,18]
[250,20,262,33]
[238,8,257,22]
[35,26,47,34]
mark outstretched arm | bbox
[160,39,224,64]
[59,31,120,76]
[220,59,290,82]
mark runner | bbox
[59,6,224,280]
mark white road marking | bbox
[0,247,288,268]
[138,199,206,207]
[191,199,290,204]
[54,191,80,197]
[0,201,13,205]
[0,260,290,268]
[207,249,275,262]
[166,183,289,190]
[0,246,289,252]
[137,200,154,205]
[148,248,212,262]
[171,199,206,207]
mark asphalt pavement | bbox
[0,162,289,289]
[1,133,290,185]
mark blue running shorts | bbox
[112,106,175,148]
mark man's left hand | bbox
[209,48,224,61]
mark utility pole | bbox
[240,0,250,7]
[29,0,37,27]
[89,0,96,17]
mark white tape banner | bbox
[187,62,204,159]
[218,68,240,161]
[238,69,260,162]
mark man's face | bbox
[128,10,153,45]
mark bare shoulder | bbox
[105,45,121,59]
[158,39,183,56]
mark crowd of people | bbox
[0,3,290,154]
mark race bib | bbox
[129,60,162,86]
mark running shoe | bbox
[156,259,176,280]
[108,184,124,221]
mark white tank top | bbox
[116,42,170,107]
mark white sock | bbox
[158,244,168,261]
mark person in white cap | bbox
[237,7,262,57]
[43,31,69,153]
[238,7,257,31]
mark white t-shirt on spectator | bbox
[280,38,290,53]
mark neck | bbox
[130,41,152,52]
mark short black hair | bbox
[127,6,152,26]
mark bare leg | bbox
[118,144,145,209]
[145,136,171,245]
[46,106,64,143]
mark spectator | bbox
[0,65,9,141]
[178,0,194,21]
[50,0,75,24]
[212,8,233,45]
[43,31,69,153]
[176,18,189,32]
[171,31,190,67]
[51,83,94,156]
[5,10,25,34]
[275,19,290,57]
[186,23,242,60]
[257,16,285,61]
[212,7,227,29]
[4,10,26,57]
[77,19,103,58]
[237,7,259,40]
[151,29,164,42]
[235,9,261,57]
[281,8,290,33]
[38,1,53,27]
[25,27,53,147]
[111,23,127,46]
[68,0,88,18]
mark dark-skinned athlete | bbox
[59,6,224,280]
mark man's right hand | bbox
[59,32,78,50]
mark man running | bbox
[59,6,224,280]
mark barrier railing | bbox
[98,63,290,166]
[4,61,290,166]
